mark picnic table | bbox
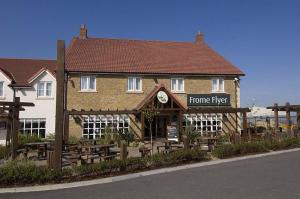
[79,144,117,163]
[196,137,219,151]
[157,140,182,153]
[24,142,51,159]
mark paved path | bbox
[2,150,300,199]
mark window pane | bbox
[81,77,88,90]
[37,83,45,96]
[89,76,96,90]
[0,82,3,96]
[46,83,52,96]
[135,78,141,91]
[171,79,176,91]
[219,79,224,91]
[25,120,31,129]
[32,120,39,128]
[212,79,218,91]
[128,78,134,91]
[178,79,183,91]
[40,121,46,128]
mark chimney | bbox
[195,31,204,44]
[79,24,87,39]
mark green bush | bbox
[0,145,8,159]
[18,134,42,148]
[0,160,72,185]
[267,138,300,151]
[213,142,268,159]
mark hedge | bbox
[0,148,208,186]
[212,142,268,159]
[213,138,300,159]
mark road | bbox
[2,151,300,199]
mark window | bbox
[0,82,3,97]
[19,119,46,138]
[37,82,52,97]
[80,76,96,91]
[212,78,224,92]
[128,77,142,92]
[183,114,222,135]
[82,115,130,139]
[171,78,184,92]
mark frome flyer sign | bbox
[187,94,231,106]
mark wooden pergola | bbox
[267,103,300,132]
[65,106,251,141]
[0,97,34,159]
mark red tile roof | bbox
[0,58,56,86]
[66,37,244,75]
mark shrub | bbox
[0,145,8,159]
[0,160,67,185]
[213,142,268,159]
[267,138,300,151]
[18,134,42,148]
[68,135,80,144]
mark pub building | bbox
[64,25,248,141]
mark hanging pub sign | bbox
[187,94,231,107]
[157,91,168,104]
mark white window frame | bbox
[82,115,130,139]
[37,81,52,98]
[19,118,46,138]
[127,77,142,92]
[171,78,185,92]
[211,78,225,93]
[80,76,96,91]
[0,81,4,97]
[183,114,222,135]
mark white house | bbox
[0,58,56,145]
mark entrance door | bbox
[145,115,170,139]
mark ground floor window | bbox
[19,118,46,138]
[183,114,222,135]
[82,115,130,139]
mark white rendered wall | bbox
[0,71,56,144]
[17,71,56,136]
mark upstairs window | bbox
[37,82,52,97]
[128,77,142,92]
[212,78,224,93]
[81,76,96,91]
[0,82,3,97]
[171,78,184,92]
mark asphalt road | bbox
[2,151,300,199]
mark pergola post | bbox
[11,97,20,159]
[63,112,69,143]
[274,103,279,132]
[178,110,183,142]
[286,102,291,135]
[297,111,300,129]
[141,112,145,141]
[53,40,65,170]
[242,112,247,131]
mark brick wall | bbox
[67,74,240,139]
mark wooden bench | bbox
[81,153,100,164]
[101,154,117,161]
[139,147,151,157]
[17,148,27,157]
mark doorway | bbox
[145,115,171,139]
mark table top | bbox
[80,144,116,149]
[25,142,51,146]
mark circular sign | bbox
[157,91,168,104]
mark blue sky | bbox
[0,0,299,107]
